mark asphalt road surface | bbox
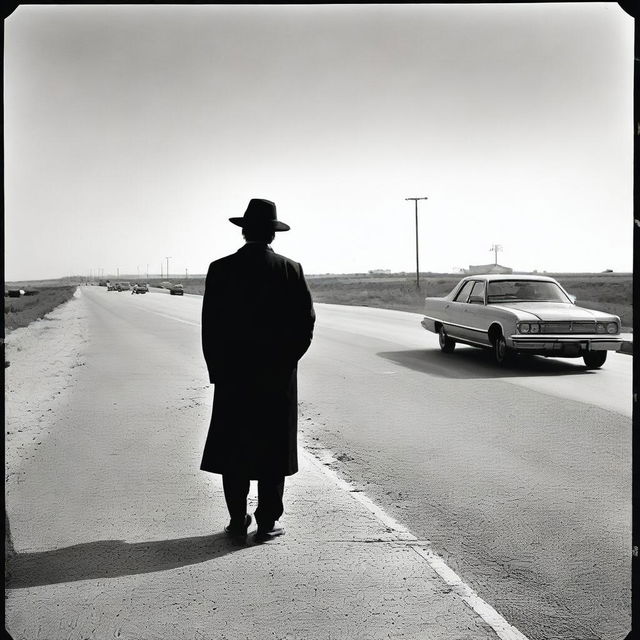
[9,286,631,640]
[298,303,631,640]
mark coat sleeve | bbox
[201,262,220,384]
[288,263,315,364]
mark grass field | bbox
[308,273,633,330]
[4,285,78,334]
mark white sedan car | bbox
[421,274,623,368]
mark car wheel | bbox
[583,351,607,369]
[438,327,456,353]
[493,333,512,366]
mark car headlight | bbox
[519,323,530,333]
[607,322,618,334]
[530,323,540,333]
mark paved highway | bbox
[299,303,631,640]
[7,286,631,640]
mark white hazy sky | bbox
[4,3,634,281]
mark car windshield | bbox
[486,280,570,303]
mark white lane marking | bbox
[300,446,414,540]
[411,547,528,640]
[145,309,200,327]
[301,445,530,640]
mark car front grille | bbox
[541,321,596,334]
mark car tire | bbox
[438,327,456,353]
[493,333,512,366]
[583,351,607,369]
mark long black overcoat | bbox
[200,243,315,478]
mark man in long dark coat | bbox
[201,199,315,543]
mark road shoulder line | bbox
[300,442,530,640]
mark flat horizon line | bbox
[4,270,633,285]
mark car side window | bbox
[469,281,486,304]
[454,281,475,303]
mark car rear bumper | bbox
[509,334,622,354]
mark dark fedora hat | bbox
[229,199,290,232]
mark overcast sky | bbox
[4,3,634,281]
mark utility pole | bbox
[165,256,171,280]
[185,268,188,279]
[489,244,503,266]
[405,197,428,288]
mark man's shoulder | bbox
[207,247,304,275]
[269,250,301,270]
[208,253,237,271]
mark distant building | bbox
[368,269,391,274]
[465,263,513,275]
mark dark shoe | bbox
[254,522,285,544]
[225,514,251,539]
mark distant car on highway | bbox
[115,282,131,292]
[106,282,116,291]
[421,274,622,368]
[132,283,149,294]
[169,284,184,296]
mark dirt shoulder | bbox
[4,289,89,486]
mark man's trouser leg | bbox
[222,474,250,526]
[254,477,285,529]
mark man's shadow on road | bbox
[5,529,251,589]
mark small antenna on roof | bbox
[489,244,503,266]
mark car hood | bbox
[490,302,614,321]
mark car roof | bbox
[462,274,558,283]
